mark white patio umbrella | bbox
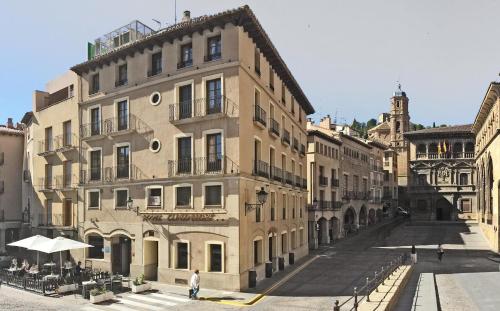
[7,235,52,266]
[30,237,93,275]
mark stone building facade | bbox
[472,82,500,251]
[405,125,476,221]
[65,6,312,290]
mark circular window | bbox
[149,139,161,153]
[149,92,161,106]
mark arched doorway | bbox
[317,217,328,244]
[344,207,356,234]
[436,198,452,221]
[329,217,340,241]
[368,209,376,225]
[111,234,132,276]
[359,205,367,227]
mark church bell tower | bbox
[390,83,410,187]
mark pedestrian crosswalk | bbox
[81,291,191,311]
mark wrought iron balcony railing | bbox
[37,177,55,191]
[177,59,193,69]
[331,178,339,187]
[37,133,78,155]
[54,174,78,190]
[253,104,267,127]
[204,52,221,62]
[147,67,162,77]
[308,201,342,211]
[80,114,151,139]
[80,164,148,184]
[300,144,306,156]
[319,176,328,186]
[295,175,302,187]
[269,118,280,137]
[282,129,290,145]
[253,160,270,178]
[292,138,299,152]
[285,171,293,185]
[167,156,239,177]
[38,213,73,227]
[271,166,283,182]
[115,79,128,87]
[168,95,238,122]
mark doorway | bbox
[436,199,452,221]
[63,199,72,227]
[143,240,158,281]
[111,236,131,276]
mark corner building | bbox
[70,6,313,290]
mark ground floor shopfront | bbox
[408,188,477,221]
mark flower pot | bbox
[131,283,152,293]
[90,291,114,304]
[58,283,78,293]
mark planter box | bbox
[90,291,114,304]
[131,283,152,293]
[58,284,78,293]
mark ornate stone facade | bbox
[405,125,476,221]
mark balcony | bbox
[302,178,307,189]
[37,134,78,156]
[418,152,475,160]
[253,104,267,128]
[331,178,339,187]
[271,166,283,182]
[147,67,162,77]
[285,171,293,185]
[342,191,370,200]
[37,177,55,192]
[300,144,306,157]
[319,176,328,187]
[38,213,73,228]
[253,160,270,178]
[168,96,238,123]
[80,114,149,139]
[115,79,128,87]
[292,138,299,152]
[281,129,290,145]
[177,59,193,69]
[294,175,301,187]
[80,164,149,184]
[167,156,239,178]
[54,174,78,190]
[204,52,221,62]
[269,118,280,137]
[308,201,342,211]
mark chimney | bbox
[182,10,191,22]
[7,118,13,129]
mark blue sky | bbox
[1,0,499,126]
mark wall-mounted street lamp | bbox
[127,197,140,215]
[245,187,268,214]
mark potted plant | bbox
[89,286,114,303]
[57,275,78,293]
[131,274,151,293]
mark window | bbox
[281,83,286,104]
[291,97,295,115]
[256,193,262,223]
[90,107,100,135]
[63,161,72,188]
[291,231,296,249]
[115,189,128,208]
[87,235,104,259]
[461,199,472,213]
[88,190,100,209]
[116,100,128,131]
[44,164,52,189]
[90,150,101,181]
[269,69,274,91]
[116,63,127,86]
[176,186,192,208]
[116,145,130,179]
[253,239,263,265]
[149,91,162,106]
[459,173,468,185]
[206,79,222,114]
[150,52,162,76]
[208,243,223,272]
[206,36,221,61]
[45,127,53,152]
[205,185,222,207]
[147,187,163,208]
[63,120,72,146]
[179,84,192,119]
[90,73,100,94]
[206,133,222,171]
[176,242,189,269]
[254,47,260,75]
[180,43,193,68]
[177,137,192,173]
[270,192,276,221]
[282,194,287,219]
[149,138,161,153]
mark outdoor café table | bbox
[81,280,97,299]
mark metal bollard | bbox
[354,287,358,311]
[374,271,378,292]
[366,277,370,302]
[333,300,340,311]
[381,267,385,285]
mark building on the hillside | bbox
[27,71,80,242]
[405,125,476,221]
[69,6,313,290]
[472,82,500,251]
[368,84,411,207]
[307,116,384,240]
[0,119,24,253]
[306,130,342,248]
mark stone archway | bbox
[317,217,329,244]
[344,207,356,234]
[359,205,367,226]
[368,209,376,225]
[329,217,340,241]
[436,198,452,221]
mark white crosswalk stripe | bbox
[81,291,192,311]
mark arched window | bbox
[459,173,468,185]
[453,142,463,158]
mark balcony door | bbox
[116,145,130,179]
[45,127,53,152]
[90,150,101,181]
[63,199,72,227]
[206,133,222,172]
[206,79,222,114]
[117,100,128,131]
[90,107,100,135]
[63,121,72,147]
[177,137,192,173]
[179,85,192,119]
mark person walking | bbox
[190,269,200,300]
[437,244,444,262]
[411,245,417,264]
[74,261,82,285]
